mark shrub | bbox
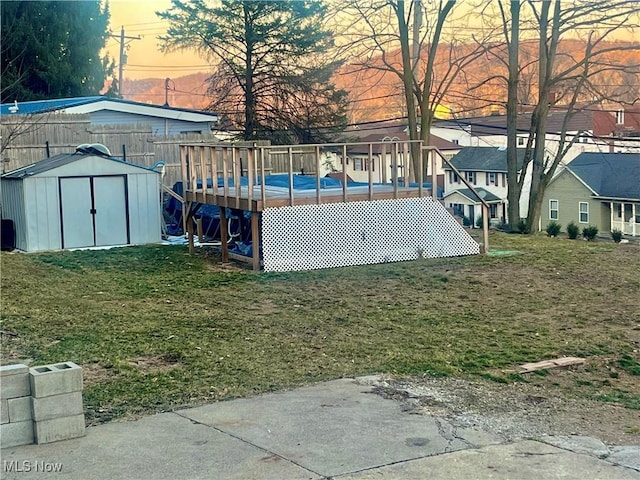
[545,221,561,237]
[582,225,598,241]
[611,229,623,243]
[462,216,472,227]
[517,218,530,234]
[566,221,579,239]
[475,215,483,228]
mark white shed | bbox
[1,147,161,252]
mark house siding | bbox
[542,172,604,231]
[88,111,210,136]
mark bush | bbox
[475,215,483,228]
[517,218,530,234]
[566,221,579,239]
[611,229,623,243]
[462,216,472,227]
[582,225,599,241]
[545,221,561,237]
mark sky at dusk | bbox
[106,0,638,82]
[107,0,206,80]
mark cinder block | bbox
[8,396,32,423]
[33,414,85,444]
[0,364,29,376]
[1,399,8,424]
[31,391,83,421]
[29,362,83,398]
[0,372,30,400]
[0,420,34,448]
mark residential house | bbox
[443,146,526,226]
[0,96,223,136]
[541,152,640,237]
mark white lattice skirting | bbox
[261,197,479,272]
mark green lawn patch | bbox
[2,233,639,423]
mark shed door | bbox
[93,176,128,246]
[60,176,128,249]
[60,178,95,249]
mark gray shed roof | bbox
[2,152,157,179]
[447,146,526,172]
[566,152,640,200]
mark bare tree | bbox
[515,1,640,232]
[338,0,497,176]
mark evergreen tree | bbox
[1,1,114,102]
[158,0,348,143]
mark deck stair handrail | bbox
[423,145,490,252]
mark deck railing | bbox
[179,140,430,208]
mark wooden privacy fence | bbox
[0,114,233,186]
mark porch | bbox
[609,200,640,237]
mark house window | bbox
[579,202,589,223]
[354,158,363,171]
[616,109,624,124]
[487,172,497,186]
[450,171,460,184]
[549,199,559,220]
[465,171,476,184]
[517,137,525,146]
[489,204,498,219]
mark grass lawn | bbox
[1,231,639,424]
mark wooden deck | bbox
[178,141,488,270]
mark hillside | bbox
[123,40,640,122]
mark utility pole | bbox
[109,27,141,99]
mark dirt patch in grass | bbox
[127,354,181,374]
[82,362,119,386]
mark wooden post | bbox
[381,143,387,184]
[288,146,295,206]
[186,203,195,254]
[200,145,208,194]
[220,206,228,263]
[431,151,438,200]
[315,146,321,204]
[418,144,424,197]
[251,211,260,271]
[222,147,229,197]
[260,147,266,208]
[211,147,218,197]
[368,143,374,201]
[196,217,203,243]
[482,203,490,254]
[392,144,398,198]
[247,146,254,204]
[342,144,348,203]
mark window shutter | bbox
[486,173,489,186]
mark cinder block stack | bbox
[30,362,85,444]
[1,364,35,448]
[0,361,85,448]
